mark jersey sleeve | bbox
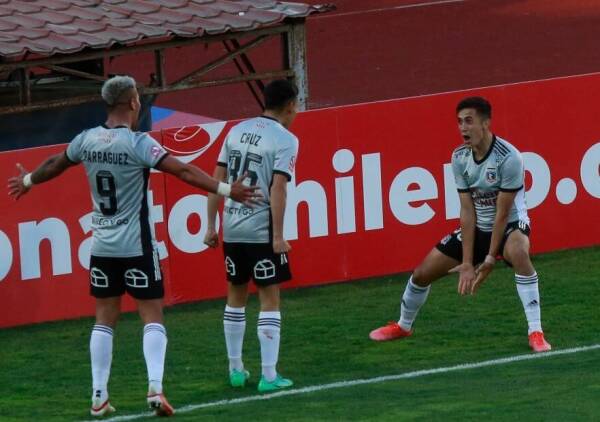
[451,151,470,192]
[133,133,169,168]
[217,135,230,167]
[65,132,85,163]
[499,152,524,192]
[273,134,299,181]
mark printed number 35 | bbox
[229,150,262,186]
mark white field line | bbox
[87,343,600,422]
[315,0,466,19]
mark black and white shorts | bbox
[223,242,292,286]
[435,220,531,265]
[89,250,164,299]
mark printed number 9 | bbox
[96,171,117,215]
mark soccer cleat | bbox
[229,369,250,387]
[369,321,412,341]
[90,398,115,417]
[528,331,551,353]
[257,374,294,393]
[147,391,175,417]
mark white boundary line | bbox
[315,0,466,19]
[88,343,600,422]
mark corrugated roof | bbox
[0,0,333,59]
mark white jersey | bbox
[451,135,529,232]
[66,125,168,257]
[217,116,299,243]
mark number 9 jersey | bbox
[217,116,299,243]
[66,125,168,257]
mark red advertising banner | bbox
[1,73,599,327]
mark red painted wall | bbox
[1,74,599,327]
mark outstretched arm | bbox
[156,155,259,205]
[157,154,220,192]
[8,151,76,200]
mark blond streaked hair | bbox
[101,76,137,106]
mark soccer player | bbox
[7,76,258,417]
[203,79,299,392]
[369,96,552,353]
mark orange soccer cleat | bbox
[90,398,115,417]
[528,331,552,353]
[369,322,412,342]
[147,391,175,417]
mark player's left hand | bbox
[471,261,494,294]
[273,237,291,254]
[8,163,30,200]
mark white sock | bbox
[90,324,113,403]
[258,311,281,382]
[515,272,542,334]
[143,323,167,394]
[224,305,246,372]
[398,276,431,331]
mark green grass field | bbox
[1,247,599,421]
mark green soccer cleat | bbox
[257,374,294,393]
[229,369,250,387]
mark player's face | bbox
[457,108,489,147]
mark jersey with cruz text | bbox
[217,116,299,243]
[451,135,529,232]
[66,125,168,257]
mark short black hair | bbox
[456,96,492,119]
[263,79,298,110]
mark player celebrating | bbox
[369,96,551,353]
[7,76,258,417]
[204,80,299,392]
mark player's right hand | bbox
[449,262,476,295]
[8,163,30,200]
[203,227,219,248]
[230,172,262,207]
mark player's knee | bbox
[95,312,119,328]
[258,286,280,310]
[259,297,280,311]
[411,267,431,287]
[228,287,248,307]
[507,247,531,267]
[136,299,164,324]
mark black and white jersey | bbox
[451,135,529,232]
[66,125,168,257]
[217,116,299,243]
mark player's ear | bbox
[285,99,298,115]
[482,117,490,131]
